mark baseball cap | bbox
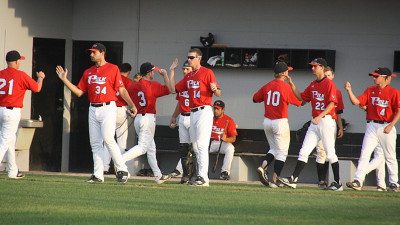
[274,62,293,74]
[213,100,225,109]
[368,67,397,77]
[309,58,327,67]
[182,60,190,68]
[140,62,160,75]
[87,43,106,52]
[6,50,25,62]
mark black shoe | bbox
[116,171,129,184]
[220,171,230,180]
[388,183,399,192]
[346,180,362,191]
[168,169,181,177]
[190,176,209,187]
[86,175,104,183]
[278,176,297,189]
[9,171,25,179]
[180,176,190,184]
[256,167,268,186]
[318,181,328,190]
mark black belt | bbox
[90,102,110,107]
[141,113,146,116]
[367,120,387,124]
[181,112,190,116]
[190,106,205,112]
[6,107,14,110]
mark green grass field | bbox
[0,173,399,225]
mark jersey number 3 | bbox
[138,91,147,106]
[0,78,14,95]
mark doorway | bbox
[69,41,123,172]
[30,37,66,171]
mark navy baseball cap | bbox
[274,62,293,74]
[369,67,397,77]
[140,62,160,75]
[182,60,190,68]
[87,43,106,52]
[6,50,25,62]
[213,100,225,109]
[309,58,327,67]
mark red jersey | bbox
[336,89,344,114]
[0,67,39,108]
[301,77,338,119]
[253,79,301,119]
[127,79,169,114]
[77,63,124,103]
[358,85,400,122]
[176,90,190,113]
[211,114,238,141]
[175,66,219,108]
[115,75,133,107]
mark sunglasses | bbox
[187,56,197,60]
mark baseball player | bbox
[0,50,45,179]
[168,60,195,184]
[279,58,343,191]
[173,48,221,187]
[314,66,345,189]
[56,43,136,183]
[209,100,238,180]
[253,62,302,188]
[345,67,399,192]
[102,63,134,174]
[123,62,174,184]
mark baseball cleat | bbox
[256,167,269,187]
[278,176,297,189]
[86,175,104,183]
[9,171,25,179]
[180,176,190,184]
[116,171,129,184]
[318,181,328,190]
[326,181,343,191]
[346,180,362,191]
[155,174,171,184]
[191,176,209,187]
[168,169,182,178]
[377,186,387,192]
[220,171,230,180]
[388,183,399,192]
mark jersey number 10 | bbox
[266,90,280,106]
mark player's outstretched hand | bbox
[344,82,351,91]
[170,58,179,71]
[56,66,68,80]
[158,68,167,76]
[36,71,45,79]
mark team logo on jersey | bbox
[311,91,324,101]
[180,91,189,98]
[371,97,388,107]
[88,75,106,84]
[212,126,224,135]
[187,80,200,89]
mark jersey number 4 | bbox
[0,78,14,95]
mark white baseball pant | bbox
[0,107,21,178]
[123,114,162,179]
[209,140,235,174]
[190,105,213,183]
[354,122,398,185]
[102,106,129,171]
[298,115,338,164]
[263,118,290,162]
[88,101,128,181]
[354,145,386,188]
